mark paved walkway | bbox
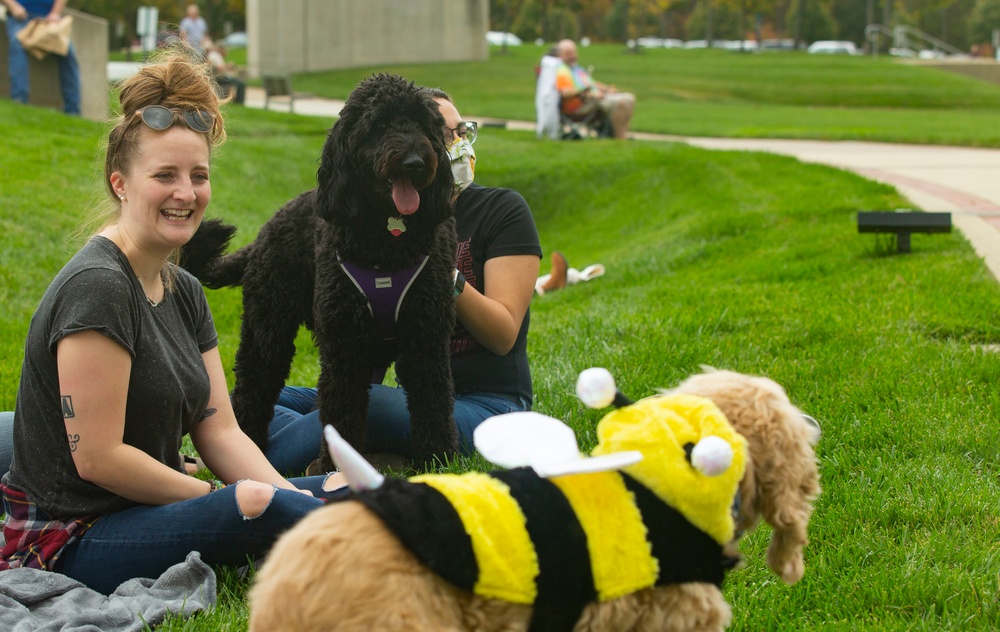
[244,86,1000,282]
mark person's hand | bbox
[45,9,61,22]
[7,1,28,21]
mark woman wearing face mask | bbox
[269,89,542,467]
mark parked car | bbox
[486,31,522,46]
[637,37,684,49]
[761,38,797,51]
[223,31,247,48]
[807,40,859,55]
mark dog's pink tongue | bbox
[392,180,420,216]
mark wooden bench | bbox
[261,75,310,112]
[857,211,951,253]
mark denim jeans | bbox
[0,410,346,594]
[54,474,349,594]
[6,13,82,115]
[0,411,12,477]
[270,384,529,471]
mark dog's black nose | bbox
[402,154,425,173]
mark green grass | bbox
[3,52,1000,630]
[287,44,1000,147]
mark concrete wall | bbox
[246,0,488,78]
[0,9,108,121]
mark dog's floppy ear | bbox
[740,392,820,586]
[316,117,353,224]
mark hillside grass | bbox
[1,54,999,630]
[286,44,1000,147]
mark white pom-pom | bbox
[576,368,617,408]
[690,436,734,476]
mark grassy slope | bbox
[287,45,1000,146]
[2,51,999,629]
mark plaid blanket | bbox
[0,484,97,570]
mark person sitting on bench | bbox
[555,39,636,140]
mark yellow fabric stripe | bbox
[412,472,538,604]
[550,471,658,601]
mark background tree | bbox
[78,0,246,47]
[787,0,838,42]
[720,0,779,44]
[968,0,1000,46]
[513,0,582,41]
[686,0,741,38]
[625,0,688,38]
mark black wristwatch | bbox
[453,269,467,298]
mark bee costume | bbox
[330,386,747,632]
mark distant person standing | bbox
[1,0,81,115]
[535,46,562,140]
[179,3,207,58]
[555,39,635,139]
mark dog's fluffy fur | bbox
[247,368,821,632]
[182,74,459,464]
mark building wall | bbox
[246,0,488,78]
[0,9,108,121]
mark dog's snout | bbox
[402,153,425,173]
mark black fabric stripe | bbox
[491,468,595,632]
[354,478,478,591]
[621,473,726,587]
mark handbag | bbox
[15,15,73,60]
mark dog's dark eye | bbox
[682,442,695,463]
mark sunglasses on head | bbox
[133,105,215,133]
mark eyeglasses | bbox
[133,105,215,133]
[447,121,478,145]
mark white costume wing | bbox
[473,411,641,478]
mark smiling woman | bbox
[0,49,350,596]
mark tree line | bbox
[77,0,245,48]
[71,0,1000,55]
[492,0,1000,54]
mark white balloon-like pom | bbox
[576,367,617,409]
[690,435,734,476]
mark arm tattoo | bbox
[200,408,218,420]
[61,395,75,418]
[67,433,80,452]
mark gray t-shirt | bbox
[3,237,218,518]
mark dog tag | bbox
[387,216,406,237]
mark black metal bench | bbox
[857,211,951,253]
[261,75,310,112]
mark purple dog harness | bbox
[339,255,430,343]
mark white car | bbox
[486,31,522,47]
[223,31,247,48]
[807,40,858,55]
[637,37,684,49]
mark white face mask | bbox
[448,138,476,195]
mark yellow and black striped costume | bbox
[353,394,747,632]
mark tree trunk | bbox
[706,0,714,47]
[794,0,805,50]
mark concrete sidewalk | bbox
[243,86,1000,282]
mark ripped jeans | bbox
[54,474,348,595]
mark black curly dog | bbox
[182,74,459,467]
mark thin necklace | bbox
[147,295,160,307]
